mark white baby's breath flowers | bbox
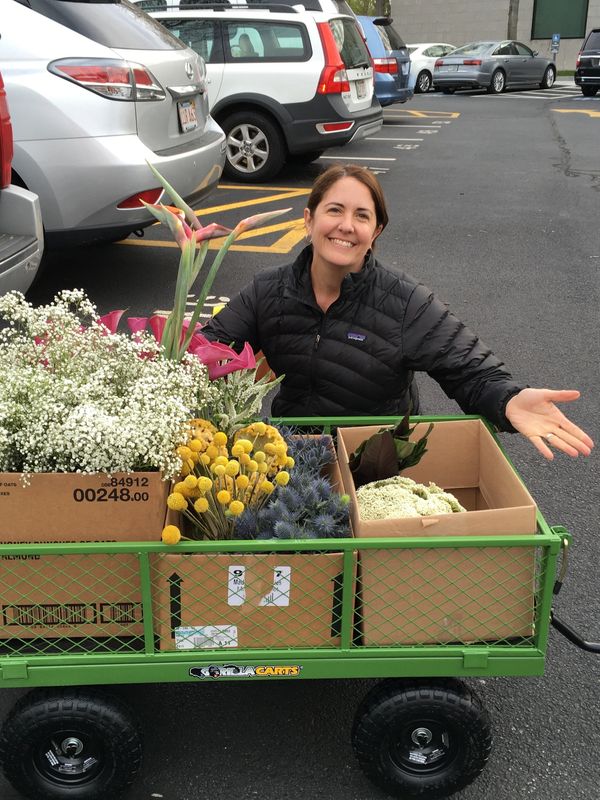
[357,476,466,520]
[0,290,218,479]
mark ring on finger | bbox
[545,433,555,442]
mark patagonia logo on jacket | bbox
[347,331,366,342]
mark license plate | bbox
[446,64,459,71]
[177,99,198,133]
[401,62,409,75]
[356,79,367,99]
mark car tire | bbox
[487,69,506,94]
[441,88,455,94]
[581,85,598,97]
[221,110,285,183]
[540,66,556,89]
[414,70,432,93]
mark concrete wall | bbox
[390,0,600,71]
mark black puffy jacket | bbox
[202,246,524,429]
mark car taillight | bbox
[117,188,163,210]
[435,59,444,67]
[576,51,581,68]
[0,74,13,189]
[373,57,399,74]
[463,59,482,66]
[49,59,166,101]
[316,22,350,94]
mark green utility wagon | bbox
[0,417,596,800]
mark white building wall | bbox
[390,0,600,71]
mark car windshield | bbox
[585,31,600,50]
[407,46,418,54]
[22,0,185,50]
[450,42,494,56]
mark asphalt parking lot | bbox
[5,84,600,800]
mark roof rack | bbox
[144,2,302,11]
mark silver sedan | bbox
[433,40,556,94]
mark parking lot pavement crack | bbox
[549,112,600,192]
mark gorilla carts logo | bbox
[189,664,301,679]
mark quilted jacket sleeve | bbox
[401,282,526,431]
[201,279,260,352]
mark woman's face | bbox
[304,176,382,274]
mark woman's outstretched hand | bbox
[505,388,594,460]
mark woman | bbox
[203,164,593,461]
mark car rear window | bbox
[329,18,370,69]
[374,21,405,51]
[584,31,600,50]
[451,42,494,56]
[20,0,187,50]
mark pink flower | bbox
[188,334,256,379]
[127,317,148,336]
[142,202,232,250]
[98,310,125,334]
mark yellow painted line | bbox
[552,108,600,118]
[385,110,460,119]
[200,187,309,216]
[119,218,305,254]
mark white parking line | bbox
[366,137,423,141]
[319,155,397,161]
[382,123,438,127]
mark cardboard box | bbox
[337,420,537,645]
[0,471,169,640]
[0,471,169,539]
[152,443,353,651]
[151,551,345,650]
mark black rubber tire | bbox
[487,69,506,94]
[441,87,455,94]
[540,66,556,89]
[0,688,143,800]
[221,110,285,182]
[581,85,598,97]
[414,70,432,94]
[352,679,492,799]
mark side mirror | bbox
[532,50,539,56]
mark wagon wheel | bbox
[352,678,492,799]
[0,687,143,799]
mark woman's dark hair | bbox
[306,164,389,232]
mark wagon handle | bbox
[550,526,600,654]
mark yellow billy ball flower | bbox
[231,442,245,458]
[189,438,204,452]
[228,500,245,516]
[183,475,198,489]
[275,470,290,486]
[167,492,188,511]
[236,474,250,490]
[264,442,276,455]
[173,481,189,496]
[176,445,192,460]
[206,445,218,460]
[180,463,191,477]
[214,455,228,467]
[225,460,240,477]
[253,421,267,435]
[194,497,209,513]
[213,464,226,478]
[286,456,295,469]
[162,525,181,545]
[247,460,258,473]
[257,462,268,474]
[239,452,251,466]
[197,476,213,493]
[200,453,211,466]
[275,443,287,458]
[259,480,275,494]
[254,451,266,463]
[217,489,231,505]
[237,438,253,454]
[213,431,228,447]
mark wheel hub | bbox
[61,737,84,757]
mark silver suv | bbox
[150,3,383,181]
[1,0,226,247]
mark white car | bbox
[1,0,225,247]
[407,42,456,93]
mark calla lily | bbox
[188,336,256,379]
[98,310,125,334]
[149,314,168,343]
[127,317,149,336]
